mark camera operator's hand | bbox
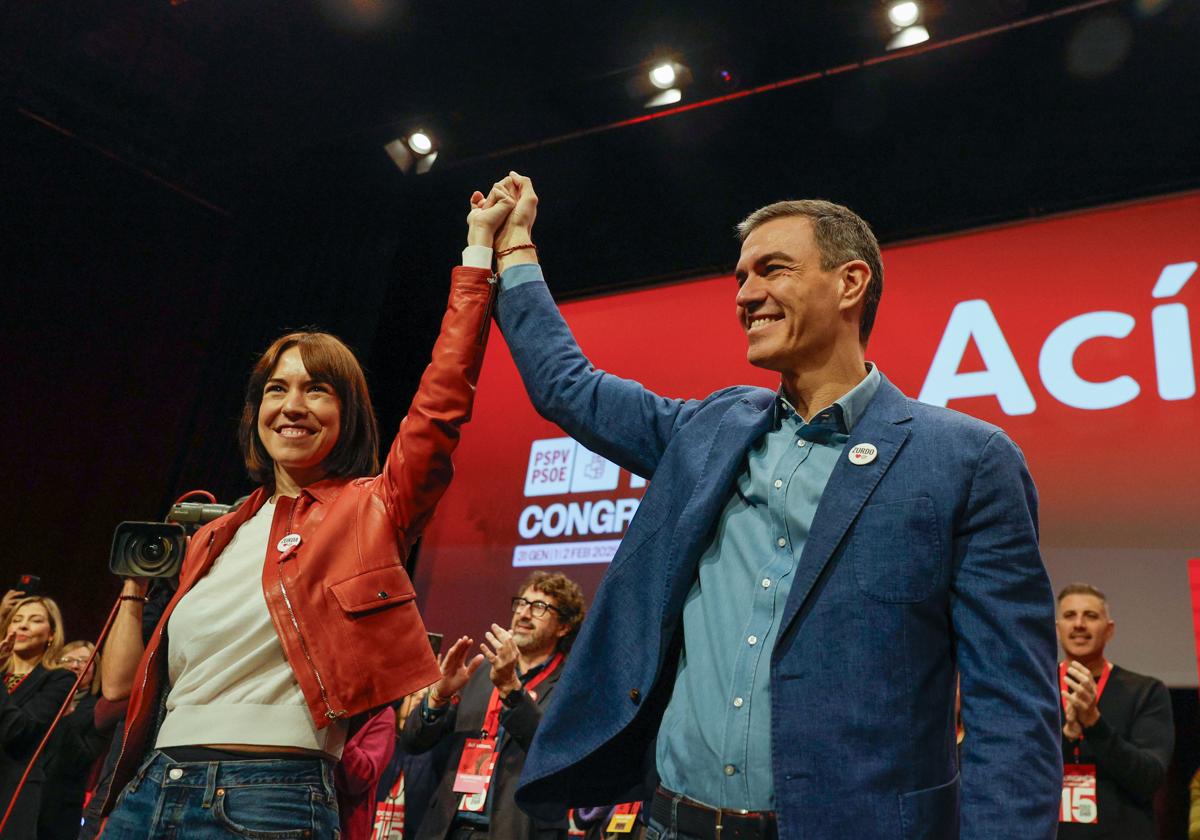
[120,578,149,599]
[429,635,484,708]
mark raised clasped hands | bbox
[1060,660,1100,739]
[482,622,522,696]
[466,179,517,247]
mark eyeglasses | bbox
[510,597,564,619]
[58,657,91,667]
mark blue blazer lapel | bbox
[775,377,913,646]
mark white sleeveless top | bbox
[156,499,346,757]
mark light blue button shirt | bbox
[656,365,881,811]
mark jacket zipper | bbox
[477,274,498,345]
[277,497,347,721]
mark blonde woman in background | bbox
[0,596,74,839]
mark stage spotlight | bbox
[408,131,434,155]
[645,88,683,108]
[887,24,930,50]
[385,133,439,175]
[887,1,921,28]
[650,62,677,90]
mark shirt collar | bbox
[776,363,882,434]
[518,653,555,684]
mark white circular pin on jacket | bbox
[277,533,302,552]
[848,443,878,465]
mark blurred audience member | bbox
[339,706,398,840]
[373,689,449,840]
[0,596,74,839]
[38,641,112,839]
[77,577,172,840]
[403,571,585,840]
[1057,583,1173,839]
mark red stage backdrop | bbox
[415,192,1200,685]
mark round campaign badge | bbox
[847,443,878,465]
[277,533,302,553]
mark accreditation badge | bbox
[1060,764,1098,824]
[454,738,497,812]
[606,801,641,833]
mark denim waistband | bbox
[130,750,336,800]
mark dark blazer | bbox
[496,275,1063,840]
[0,664,75,839]
[1058,665,1174,839]
[403,662,567,840]
[39,692,112,839]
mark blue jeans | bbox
[102,752,340,839]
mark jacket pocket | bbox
[329,566,417,614]
[898,773,959,840]
[851,496,942,603]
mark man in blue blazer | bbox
[482,173,1060,840]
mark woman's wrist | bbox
[466,224,495,248]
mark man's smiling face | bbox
[1056,593,1114,661]
[734,216,846,375]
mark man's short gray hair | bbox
[736,200,884,343]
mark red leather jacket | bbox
[104,266,495,810]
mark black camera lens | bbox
[110,522,187,579]
[138,539,166,563]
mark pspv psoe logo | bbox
[513,437,645,567]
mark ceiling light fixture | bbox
[887,1,921,28]
[887,24,930,50]
[649,62,677,90]
[385,131,438,175]
[407,131,433,155]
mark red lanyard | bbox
[480,652,563,740]
[1059,660,1112,712]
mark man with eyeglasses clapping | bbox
[402,572,586,840]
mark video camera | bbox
[109,500,243,579]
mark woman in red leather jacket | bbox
[97,182,517,839]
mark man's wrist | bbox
[428,685,454,708]
[496,230,538,273]
[495,675,522,698]
[1081,708,1102,728]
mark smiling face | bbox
[256,346,343,491]
[1056,593,1114,662]
[510,587,570,658]
[8,602,53,660]
[734,217,852,375]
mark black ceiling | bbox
[6,0,1197,235]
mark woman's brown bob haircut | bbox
[239,332,380,487]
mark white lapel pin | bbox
[277,533,302,553]
[847,443,878,465]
